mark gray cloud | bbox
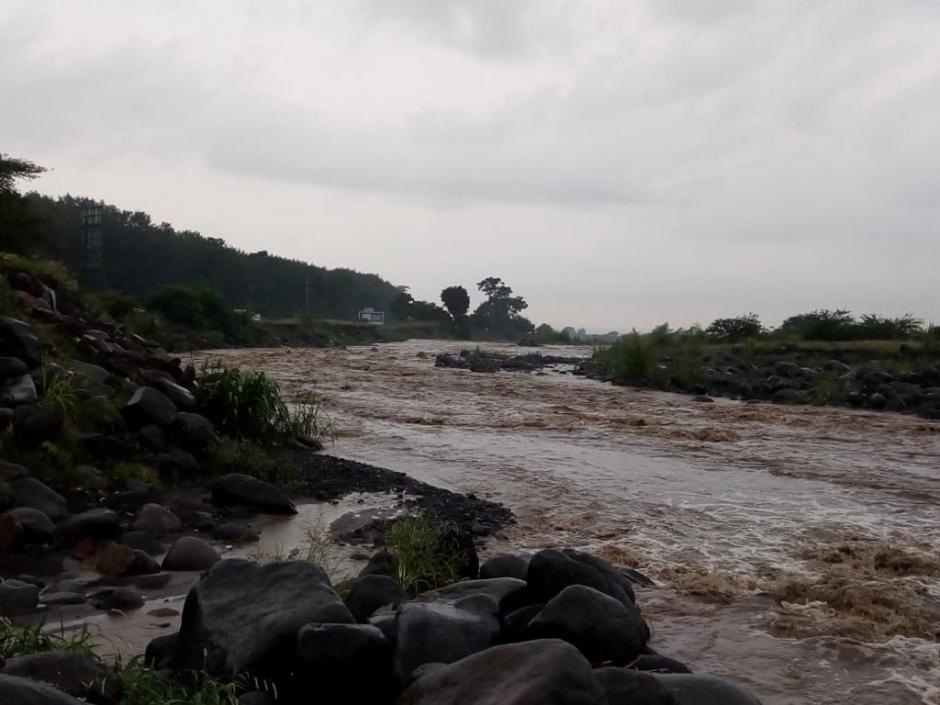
[1,0,938,328]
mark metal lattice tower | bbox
[80,203,106,289]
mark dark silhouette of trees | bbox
[0,154,49,255]
[472,277,532,338]
[440,285,470,320]
[706,313,763,342]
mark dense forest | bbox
[18,193,401,320]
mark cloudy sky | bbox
[2,1,938,330]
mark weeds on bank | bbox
[206,438,301,489]
[40,367,77,417]
[117,658,241,705]
[0,618,92,659]
[198,363,333,446]
[386,514,462,596]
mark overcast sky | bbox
[2,1,938,330]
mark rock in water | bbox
[174,559,353,678]
[398,639,606,705]
[210,473,296,515]
[527,548,637,607]
[527,585,647,665]
[0,674,86,705]
[652,674,763,705]
[594,667,678,705]
[162,536,221,571]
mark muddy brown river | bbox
[197,341,940,705]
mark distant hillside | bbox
[23,193,400,319]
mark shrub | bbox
[706,313,764,343]
[198,364,331,446]
[0,618,91,659]
[40,367,77,417]
[206,438,300,488]
[385,514,462,596]
[612,331,655,383]
[117,658,242,705]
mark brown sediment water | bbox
[188,340,940,705]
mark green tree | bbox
[440,285,470,320]
[472,277,531,338]
[0,154,49,255]
[706,313,763,343]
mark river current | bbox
[200,340,940,705]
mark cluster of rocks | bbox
[435,351,588,374]
[683,355,940,418]
[134,547,760,705]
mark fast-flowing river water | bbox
[199,340,940,705]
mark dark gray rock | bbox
[120,530,165,555]
[0,356,27,378]
[92,586,144,611]
[14,404,65,447]
[398,639,605,705]
[175,559,352,677]
[122,386,177,428]
[210,522,260,543]
[0,316,41,367]
[0,461,29,481]
[125,549,162,576]
[57,508,121,543]
[527,548,636,607]
[634,654,693,674]
[344,574,407,622]
[162,536,221,571]
[173,412,217,453]
[479,553,530,581]
[392,598,501,683]
[1,650,118,702]
[145,632,178,670]
[595,667,678,704]
[419,578,528,615]
[138,424,166,451]
[295,623,393,700]
[1,373,38,406]
[38,591,85,606]
[210,473,296,515]
[0,674,86,705]
[0,579,40,616]
[770,388,808,404]
[528,584,647,665]
[154,379,197,410]
[132,503,181,536]
[360,548,398,577]
[7,477,67,521]
[653,674,763,704]
[238,693,276,705]
[2,507,56,546]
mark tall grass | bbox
[386,514,462,597]
[0,618,92,658]
[198,363,332,445]
[117,658,242,705]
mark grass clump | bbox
[198,364,332,446]
[206,438,300,488]
[0,618,92,659]
[385,514,463,597]
[117,658,242,705]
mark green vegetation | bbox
[117,660,242,705]
[0,618,91,659]
[197,364,332,445]
[207,438,300,488]
[385,514,462,597]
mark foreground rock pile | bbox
[134,548,759,705]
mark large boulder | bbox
[1,651,119,702]
[0,578,40,616]
[7,477,68,521]
[391,597,501,683]
[295,623,394,700]
[132,503,181,536]
[527,548,636,607]
[0,356,28,378]
[13,404,65,447]
[210,473,296,515]
[653,674,763,704]
[528,585,647,665]
[479,553,530,581]
[344,574,408,622]
[0,373,38,406]
[121,386,177,428]
[211,522,260,543]
[162,536,221,571]
[594,668,678,704]
[175,559,353,678]
[172,412,217,453]
[418,578,528,615]
[56,508,121,543]
[0,316,41,367]
[1,507,55,547]
[0,674,86,705]
[398,639,605,705]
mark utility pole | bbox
[80,202,106,289]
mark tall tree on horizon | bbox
[440,285,470,321]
